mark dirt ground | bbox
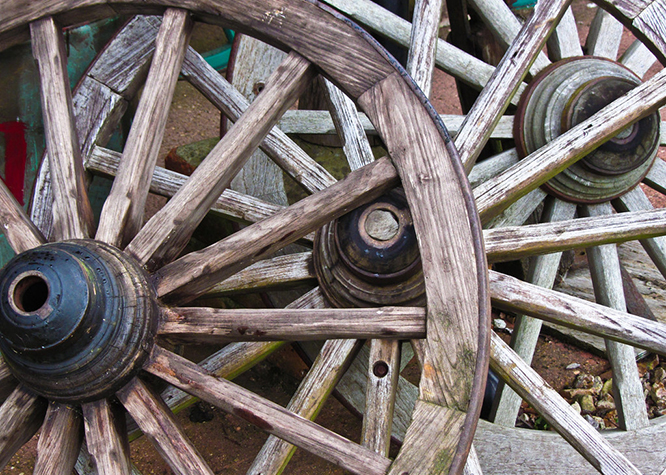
[2,1,666,473]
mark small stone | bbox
[573,373,595,389]
[649,381,666,405]
[579,394,596,413]
[601,379,613,397]
[566,363,581,370]
[493,318,507,330]
[584,414,600,430]
[562,388,595,399]
[591,376,603,394]
[655,367,666,382]
[597,397,615,413]
[570,401,582,414]
[592,416,606,430]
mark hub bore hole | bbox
[13,274,49,313]
[373,361,390,378]
[365,210,399,241]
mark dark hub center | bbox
[314,189,425,307]
[515,57,660,203]
[0,240,158,403]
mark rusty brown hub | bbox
[313,189,425,307]
[515,57,660,203]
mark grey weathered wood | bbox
[485,205,666,262]
[484,188,547,230]
[34,402,83,475]
[547,7,584,60]
[586,8,624,59]
[74,443,143,475]
[469,149,519,188]
[82,399,132,475]
[153,157,399,303]
[492,198,576,427]
[0,179,45,253]
[644,155,666,193]
[145,346,392,475]
[118,378,214,475]
[0,385,46,470]
[632,0,666,65]
[248,339,362,474]
[159,306,425,343]
[407,0,444,98]
[96,9,193,248]
[362,339,401,455]
[0,362,17,404]
[490,332,641,475]
[456,0,571,171]
[200,252,315,297]
[463,445,484,475]
[127,52,314,270]
[182,47,336,194]
[31,16,94,240]
[620,39,658,77]
[475,66,666,222]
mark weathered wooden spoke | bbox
[0,385,46,470]
[620,40,658,77]
[585,8,624,59]
[0,361,17,404]
[34,402,83,475]
[547,7,584,60]
[82,400,132,475]
[0,179,45,253]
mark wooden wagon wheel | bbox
[0,1,490,474]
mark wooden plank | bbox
[407,0,444,97]
[118,378,214,475]
[485,206,666,263]
[362,339,401,455]
[0,385,46,470]
[200,252,315,297]
[632,0,666,65]
[34,402,83,475]
[490,332,641,475]
[547,7,584,60]
[74,443,143,475]
[469,149,519,189]
[96,9,193,248]
[620,39,658,77]
[153,156,399,303]
[644,156,666,193]
[484,188,547,230]
[0,178,45,253]
[248,339,362,474]
[474,66,666,223]
[159,306,426,343]
[82,399,132,475]
[464,445,484,475]
[127,52,315,270]
[145,346,391,475]
[31,16,94,240]
[183,47,336,194]
[455,0,571,171]
[585,8,624,59]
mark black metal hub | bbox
[515,57,660,203]
[0,240,158,403]
[314,190,425,307]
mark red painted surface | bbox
[0,121,28,205]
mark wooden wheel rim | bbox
[0,2,489,474]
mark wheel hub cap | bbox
[0,240,158,402]
[515,57,660,203]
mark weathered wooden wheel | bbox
[0,2,489,474]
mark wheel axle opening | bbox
[11,273,49,314]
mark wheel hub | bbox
[515,57,660,203]
[0,240,158,402]
[313,190,425,307]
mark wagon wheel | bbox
[0,1,489,474]
[314,0,666,472]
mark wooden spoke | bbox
[161,287,323,415]
[615,186,666,279]
[455,0,571,171]
[407,0,444,97]
[182,48,335,194]
[467,0,550,73]
[362,339,401,455]
[492,198,576,427]
[0,179,44,253]
[490,270,666,356]
[485,206,666,263]
[469,149,519,189]
[86,146,294,232]
[0,361,17,404]
[34,402,83,475]
[248,339,362,474]
[199,252,315,298]
[322,77,375,171]
[475,67,666,222]
[153,157,399,303]
[145,346,392,475]
[82,399,132,475]
[118,378,214,475]
[127,52,314,270]
[644,156,666,194]
[464,445,484,475]
[580,202,649,431]
[620,39,658,77]
[159,306,425,343]
[484,188,548,229]
[96,9,193,248]
[30,16,94,240]
[0,385,46,470]
[547,7,584,60]
[489,332,641,475]
[585,8,624,59]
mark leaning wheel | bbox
[321,0,666,472]
[0,2,488,474]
